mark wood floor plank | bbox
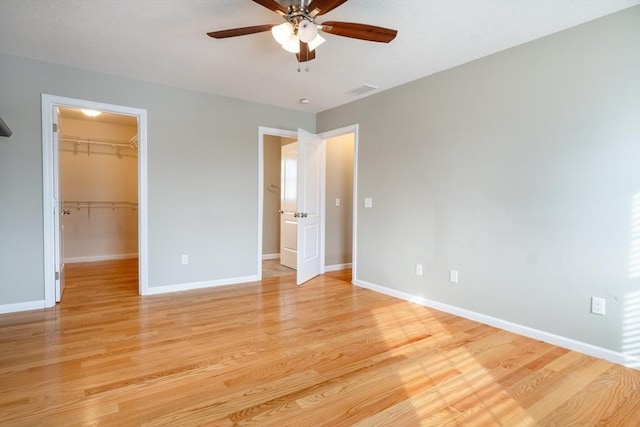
[1,259,638,426]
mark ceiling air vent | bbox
[346,85,378,96]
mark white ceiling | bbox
[1,0,638,113]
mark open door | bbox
[52,107,65,301]
[280,142,298,269]
[296,129,323,285]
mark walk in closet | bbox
[59,108,138,264]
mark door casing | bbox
[41,94,149,306]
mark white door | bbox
[280,142,298,269]
[296,129,323,285]
[53,107,65,301]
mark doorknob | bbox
[278,210,284,214]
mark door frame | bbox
[256,124,358,282]
[41,94,149,306]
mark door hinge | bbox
[52,123,58,133]
[55,271,60,280]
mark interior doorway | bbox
[58,107,139,299]
[41,94,148,307]
[257,125,358,283]
[262,132,297,278]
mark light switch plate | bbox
[449,270,459,283]
[335,198,341,207]
[364,198,373,208]
[591,297,605,315]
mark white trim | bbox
[65,253,138,264]
[320,136,327,274]
[354,279,640,370]
[137,111,149,296]
[262,253,280,260]
[324,263,352,272]
[42,98,55,307]
[144,275,258,295]
[0,300,46,314]
[41,94,149,304]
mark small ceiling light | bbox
[308,34,325,51]
[297,19,318,43]
[271,22,293,45]
[299,98,310,104]
[81,109,101,117]
[282,34,300,53]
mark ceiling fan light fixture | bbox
[308,34,325,51]
[282,34,300,53]
[297,19,318,43]
[271,21,293,45]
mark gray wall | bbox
[262,134,283,257]
[317,7,640,355]
[0,54,314,304]
[325,133,354,267]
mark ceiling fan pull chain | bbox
[297,61,310,72]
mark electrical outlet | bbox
[415,264,423,276]
[591,297,605,315]
[181,254,189,265]
[449,270,459,284]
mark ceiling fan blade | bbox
[320,21,397,43]
[252,0,287,15]
[307,0,348,17]
[207,24,273,39]
[296,41,316,63]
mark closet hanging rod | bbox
[63,200,138,209]
[61,135,138,149]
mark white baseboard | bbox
[262,253,280,260]
[325,263,352,272]
[354,279,639,370]
[143,275,258,296]
[65,253,138,264]
[0,300,46,314]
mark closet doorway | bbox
[59,107,139,297]
[41,94,148,307]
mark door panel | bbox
[280,142,297,269]
[296,129,323,285]
[53,107,65,302]
[302,223,319,261]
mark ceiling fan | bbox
[207,0,397,63]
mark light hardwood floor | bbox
[262,259,296,279]
[1,259,638,426]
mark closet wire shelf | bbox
[61,134,138,156]
[62,201,138,217]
